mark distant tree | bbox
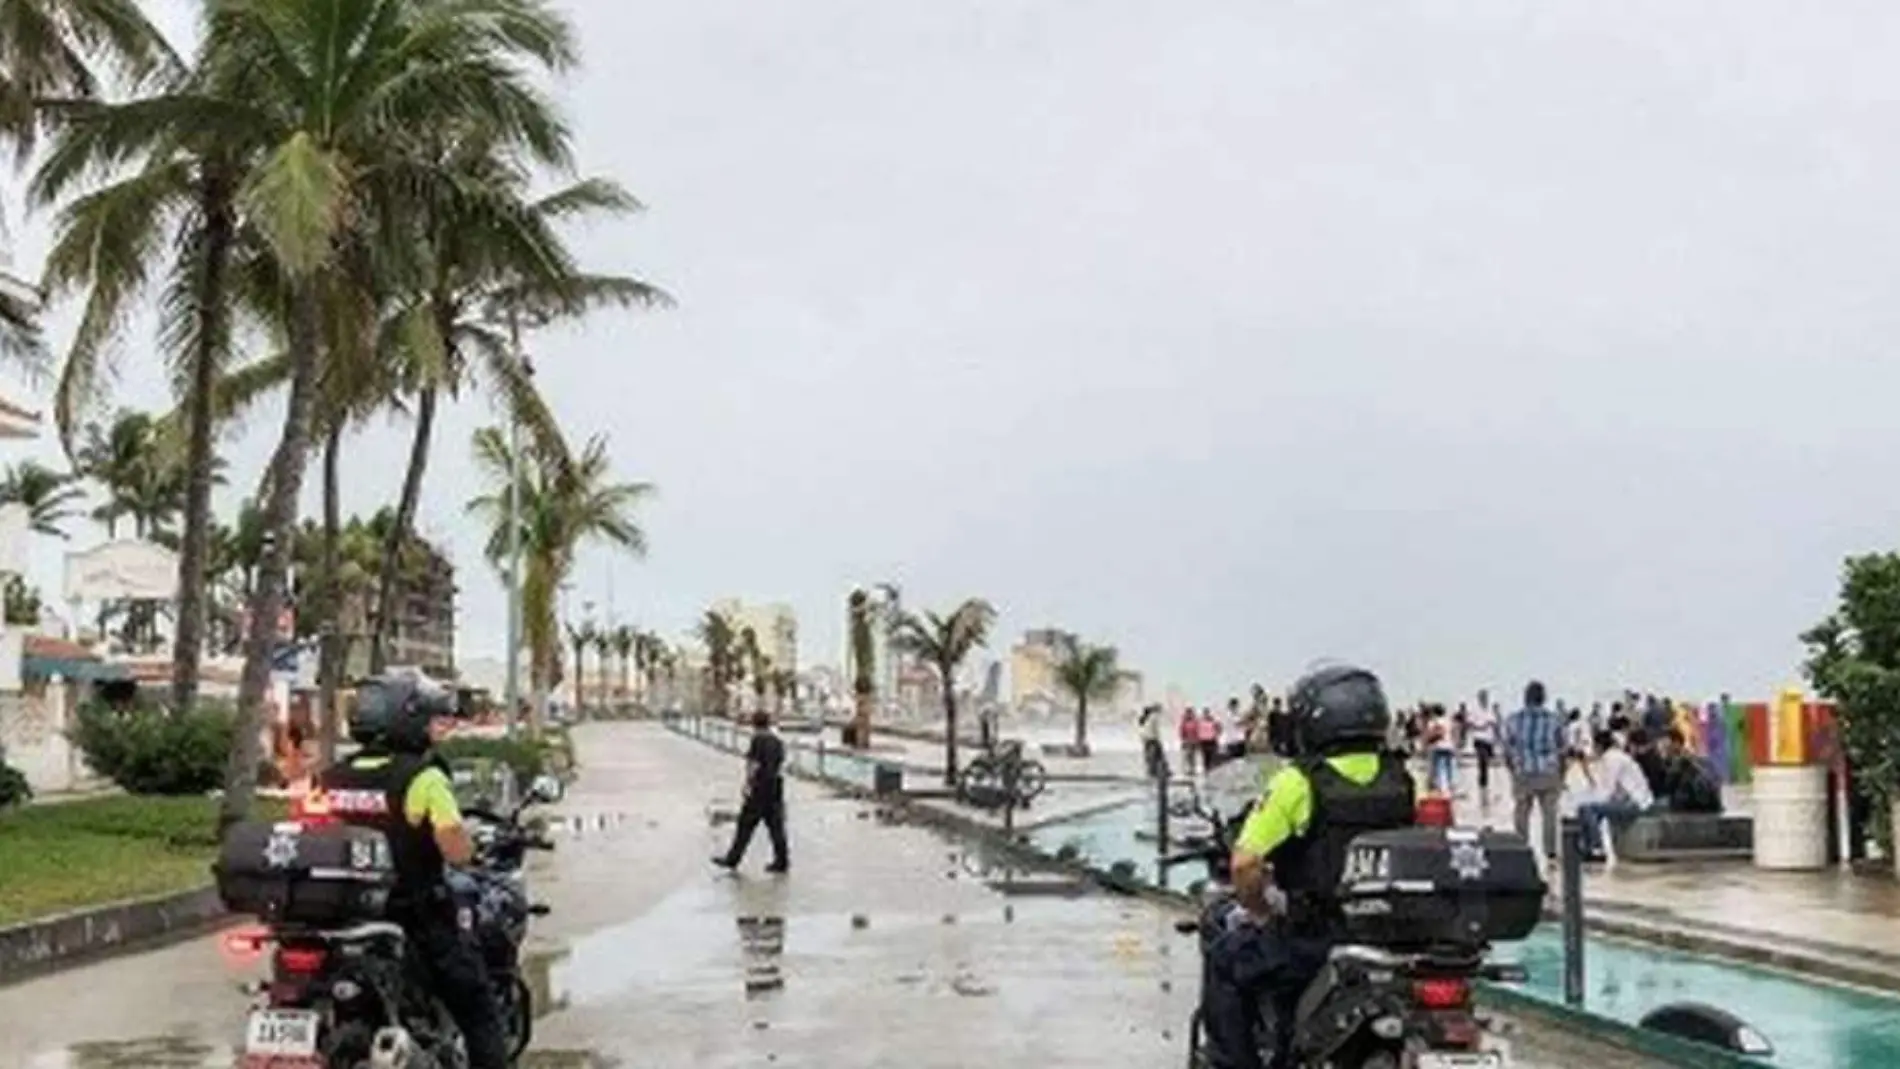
[1054,638,1120,756]
[847,588,875,746]
[890,598,997,785]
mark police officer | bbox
[1202,663,1417,1069]
[317,676,508,1069]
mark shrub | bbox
[69,702,237,795]
[436,736,548,784]
[0,759,29,808]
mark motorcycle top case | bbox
[214,820,396,924]
[1335,826,1545,949]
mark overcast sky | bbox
[10,0,1900,704]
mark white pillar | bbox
[1753,763,1828,871]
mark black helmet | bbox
[350,676,455,753]
[1289,663,1391,755]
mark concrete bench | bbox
[1610,812,1753,861]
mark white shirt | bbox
[1468,706,1498,746]
[1595,748,1654,809]
[1137,707,1162,742]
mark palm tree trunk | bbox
[315,421,345,766]
[169,178,234,715]
[1075,696,1090,754]
[369,382,437,673]
[222,284,322,833]
[942,679,961,787]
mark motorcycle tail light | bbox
[1415,795,1453,827]
[291,790,337,827]
[1412,977,1470,1008]
[276,946,328,976]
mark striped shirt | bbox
[1504,704,1566,779]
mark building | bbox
[342,534,456,679]
[1009,628,1144,718]
[710,599,798,674]
[1008,628,1076,710]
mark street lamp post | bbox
[502,310,528,737]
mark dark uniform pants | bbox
[723,784,789,868]
[1203,919,1331,1069]
[408,903,508,1069]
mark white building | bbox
[710,599,798,673]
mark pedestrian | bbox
[1467,697,1499,802]
[1196,708,1221,771]
[1178,706,1200,775]
[1504,680,1567,860]
[1575,730,1656,860]
[1427,706,1457,794]
[1266,696,1289,756]
[713,711,789,874]
[1137,703,1169,780]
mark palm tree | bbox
[890,598,997,785]
[0,460,83,537]
[696,609,738,718]
[635,629,666,708]
[609,624,634,708]
[564,619,598,713]
[365,155,667,675]
[589,627,613,708]
[0,268,45,373]
[469,426,650,730]
[0,0,175,160]
[40,0,587,828]
[1053,638,1120,757]
[847,588,874,746]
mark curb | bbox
[1479,984,1762,1069]
[0,884,228,987]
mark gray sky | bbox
[11,0,1900,703]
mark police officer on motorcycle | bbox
[1203,663,1417,1069]
[317,675,509,1069]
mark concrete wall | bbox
[0,676,96,794]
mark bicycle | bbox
[957,739,1048,808]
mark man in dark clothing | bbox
[1628,728,1670,800]
[1657,728,1723,813]
[319,676,508,1069]
[714,711,789,873]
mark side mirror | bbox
[526,774,564,805]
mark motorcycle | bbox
[216,773,563,1069]
[1162,758,1541,1069]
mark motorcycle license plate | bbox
[1413,1053,1504,1069]
[244,1008,320,1058]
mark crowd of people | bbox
[1393,684,1727,859]
[1138,682,1730,862]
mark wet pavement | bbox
[1,723,1665,1069]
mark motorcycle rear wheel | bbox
[505,975,534,1060]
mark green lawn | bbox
[0,795,284,927]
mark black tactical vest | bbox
[317,752,446,911]
[1272,751,1417,938]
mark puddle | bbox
[28,1036,224,1069]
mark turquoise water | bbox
[1504,929,1900,1069]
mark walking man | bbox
[714,711,789,874]
[1504,681,1566,860]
